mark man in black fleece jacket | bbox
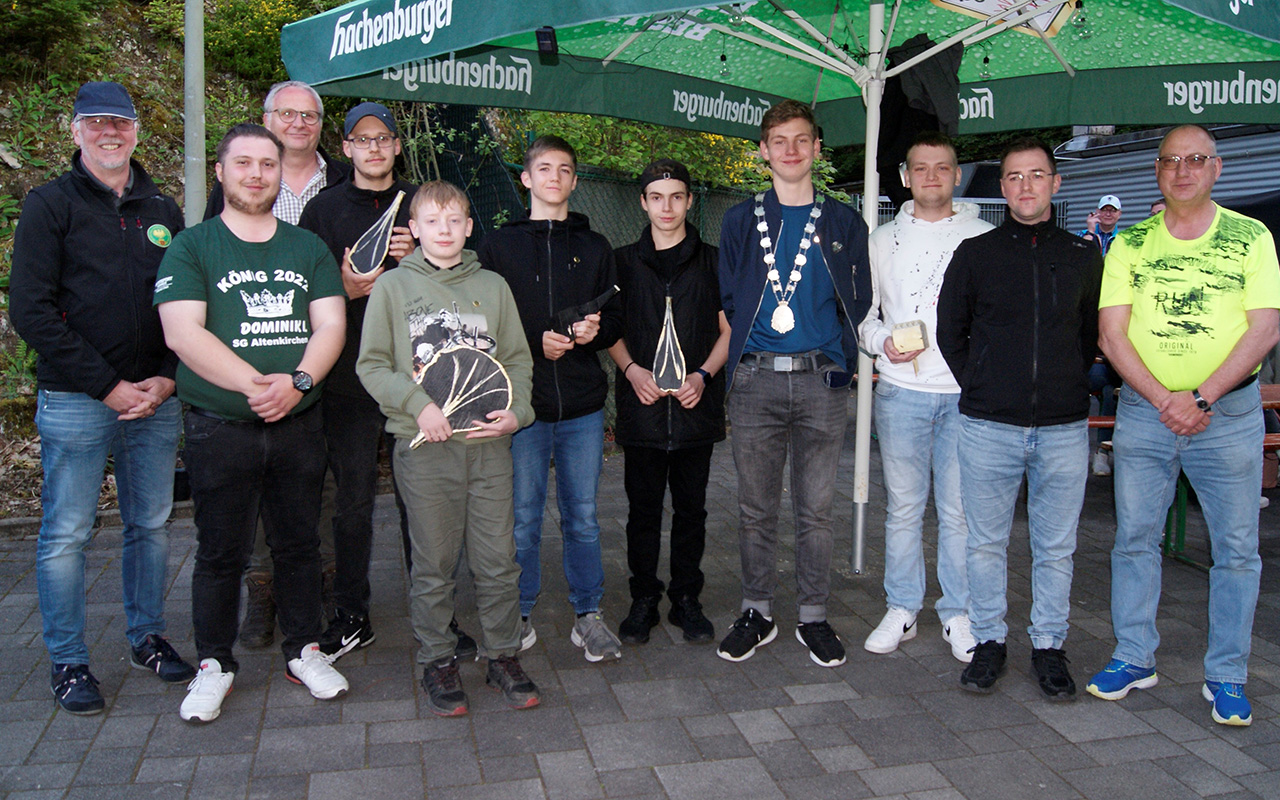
[937,138,1103,701]
[478,135,624,663]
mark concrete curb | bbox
[0,499,196,541]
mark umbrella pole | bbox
[852,1,886,575]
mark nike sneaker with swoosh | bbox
[318,609,376,660]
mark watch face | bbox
[293,371,313,392]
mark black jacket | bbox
[613,225,726,450]
[298,178,416,399]
[478,212,622,422]
[10,154,183,399]
[937,217,1104,427]
[202,147,351,221]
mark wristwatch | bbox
[1192,388,1210,411]
[292,370,314,395]
[695,368,712,383]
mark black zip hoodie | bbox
[478,212,622,422]
[936,217,1104,427]
[10,153,182,399]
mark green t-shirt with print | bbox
[154,217,342,420]
[1100,206,1280,391]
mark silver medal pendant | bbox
[771,302,795,334]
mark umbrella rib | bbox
[882,0,1068,80]
[705,21,858,80]
[1033,23,1077,77]
[602,17,660,68]
[761,0,873,85]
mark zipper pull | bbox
[120,217,126,231]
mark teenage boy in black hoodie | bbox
[609,159,729,645]
[478,135,624,663]
[296,102,415,659]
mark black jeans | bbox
[185,405,326,671]
[622,444,713,603]
[323,393,384,617]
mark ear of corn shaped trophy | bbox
[653,296,686,393]
[349,190,406,275]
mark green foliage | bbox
[0,193,20,307]
[205,0,312,84]
[142,0,186,41]
[390,102,504,191]
[0,340,36,399]
[0,0,95,75]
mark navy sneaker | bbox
[1086,659,1157,700]
[130,634,197,683]
[51,664,104,715]
[1203,680,1252,726]
[716,609,777,662]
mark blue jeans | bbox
[959,415,1088,649]
[510,410,605,616]
[1109,382,1262,685]
[35,391,180,665]
[727,364,847,623]
[874,382,968,622]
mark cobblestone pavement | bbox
[2,397,1279,799]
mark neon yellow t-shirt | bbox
[1099,205,1280,391]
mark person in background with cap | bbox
[10,81,196,715]
[296,103,417,660]
[1080,195,1123,255]
[608,158,729,646]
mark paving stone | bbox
[935,751,1083,800]
[133,755,197,783]
[793,723,853,749]
[309,766,424,800]
[694,733,754,760]
[427,777,547,800]
[1029,743,1098,772]
[475,707,584,757]
[843,714,971,767]
[774,700,856,729]
[25,736,95,765]
[583,719,699,771]
[425,739,484,788]
[567,691,627,726]
[482,754,540,783]
[367,741,422,769]
[0,762,80,792]
[341,698,418,724]
[857,763,949,795]
[72,746,141,786]
[680,713,736,738]
[655,757,784,800]
[245,773,309,798]
[253,723,366,777]
[1063,760,1204,800]
[1155,753,1244,796]
[811,744,874,773]
[610,678,719,721]
[1181,737,1269,776]
[776,772,874,800]
[728,709,793,744]
[1076,732,1188,765]
[537,750,604,800]
[1028,699,1157,743]
[368,717,472,745]
[781,681,859,705]
[0,720,50,767]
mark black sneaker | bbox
[618,596,661,644]
[1032,647,1077,701]
[486,655,541,710]
[318,609,376,660]
[669,595,715,642]
[796,621,847,667]
[50,664,104,715]
[422,658,468,717]
[130,634,197,683]
[959,640,1007,693]
[450,617,478,661]
[716,609,777,662]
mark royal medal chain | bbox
[755,192,824,334]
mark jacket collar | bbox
[636,223,702,269]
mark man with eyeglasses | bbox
[11,81,196,715]
[1086,125,1280,727]
[296,102,417,660]
[937,137,1103,700]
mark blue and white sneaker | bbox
[1203,681,1252,726]
[1085,659,1158,700]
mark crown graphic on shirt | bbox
[241,288,295,319]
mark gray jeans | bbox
[728,363,848,623]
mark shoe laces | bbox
[1033,648,1071,680]
[732,609,767,634]
[55,665,98,694]
[428,660,463,693]
[970,642,1004,668]
[141,635,183,665]
[491,655,529,681]
[800,620,839,645]
[187,666,226,694]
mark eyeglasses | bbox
[346,134,396,149]
[78,116,137,132]
[269,108,321,125]
[1156,154,1217,171]
[1001,170,1055,185]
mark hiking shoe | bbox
[451,617,478,661]
[179,658,234,723]
[959,640,1007,693]
[571,612,623,662]
[519,616,537,652]
[669,595,715,642]
[286,643,349,700]
[50,664,104,716]
[618,596,661,644]
[942,615,976,664]
[422,658,468,716]
[796,621,847,667]
[486,655,541,710]
[239,571,275,649]
[864,607,917,654]
[1086,659,1157,700]
[318,609,376,661]
[717,609,777,662]
[1031,647,1077,700]
[130,634,197,683]
[1092,450,1112,476]
[1203,681,1252,726]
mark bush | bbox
[0,0,96,75]
[206,0,311,84]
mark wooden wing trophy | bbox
[349,190,406,274]
[652,296,686,392]
[409,346,513,449]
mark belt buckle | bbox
[774,356,793,372]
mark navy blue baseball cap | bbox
[344,102,398,137]
[74,82,137,120]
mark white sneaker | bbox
[942,614,977,663]
[1092,450,1112,477]
[180,658,234,723]
[864,608,917,654]
[287,643,349,700]
[1261,496,1271,510]
[519,615,537,652]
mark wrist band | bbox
[695,368,711,382]
[624,362,637,376]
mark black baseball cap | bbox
[74,82,137,120]
[638,158,692,194]
[344,102,398,137]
